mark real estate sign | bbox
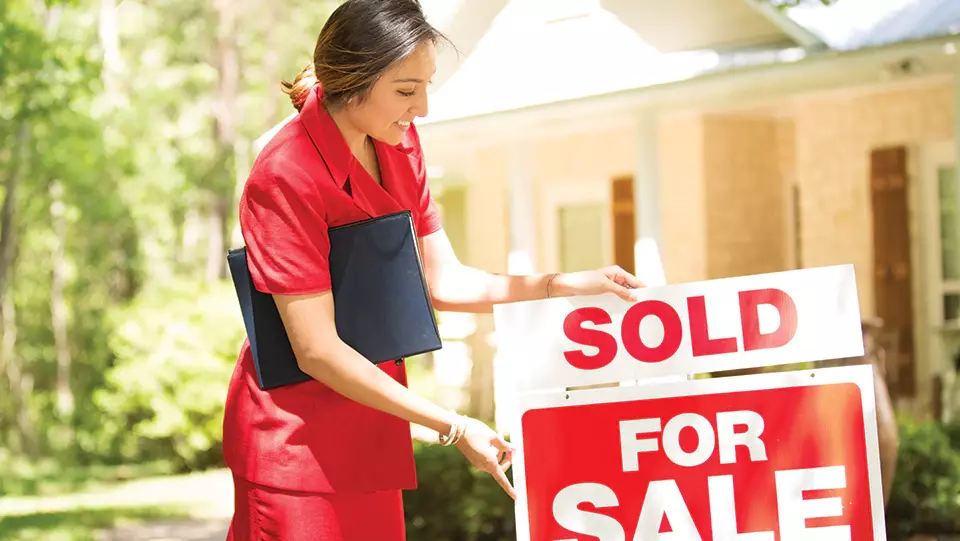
[493,265,887,541]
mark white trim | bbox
[741,0,827,49]
[915,140,958,406]
[907,142,928,407]
[633,112,666,287]
[508,142,538,274]
[509,364,887,541]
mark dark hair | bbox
[282,0,449,112]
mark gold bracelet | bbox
[439,414,467,446]
[439,416,457,446]
[546,272,561,298]
[451,418,468,446]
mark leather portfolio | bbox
[227,210,442,390]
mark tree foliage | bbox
[0,0,338,470]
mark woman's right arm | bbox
[274,290,517,499]
[276,289,457,434]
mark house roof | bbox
[255,0,960,149]
[420,0,808,124]
[595,0,804,53]
[785,0,960,51]
[418,0,960,125]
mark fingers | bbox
[488,433,516,496]
[493,433,514,471]
[493,433,511,453]
[500,453,513,473]
[607,279,636,302]
[489,461,517,500]
[499,446,514,472]
[613,266,645,289]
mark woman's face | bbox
[345,40,436,146]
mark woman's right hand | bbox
[455,417,517,499]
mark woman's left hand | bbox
[551,266,645,302]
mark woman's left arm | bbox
[420,228,645,314]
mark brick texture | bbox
[794,81,953,317]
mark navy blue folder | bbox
[227,210,442,390]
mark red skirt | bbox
[226,474,406,541]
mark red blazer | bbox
[222,84,442,493]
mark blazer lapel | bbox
[348,169,403,218]
[346,142,404,218]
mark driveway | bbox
[98,518,229,541]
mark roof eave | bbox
[416,34,960,146]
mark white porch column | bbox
[507,141,538,274]
[634,111,666,287]
[495,140,538,433]
[630,110,688,385]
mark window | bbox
[558,203,605,273]
[435,186,468,258]
[937,164,960,324]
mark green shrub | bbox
[886,416,960,538]
[405,441,517,541]
[90,278,245,471]
[944,418,960,450]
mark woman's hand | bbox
[455,417,516,499]
[551,265,645,302]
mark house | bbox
[410,0,960,422]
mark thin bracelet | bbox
[439,414,466,446]
[450,418,467,446]
[438,415,457,445]
[546,272,561,299]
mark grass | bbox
[0,505,192,541]
[0,458,179,498]
[0,467,232,541]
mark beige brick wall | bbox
[794,81,954,317]
[777,118,798,269]
[464,146,510,272]
[703,114,787,279]
[658,113,788,282]
[660,113,707,283]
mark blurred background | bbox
[2,0,960,539]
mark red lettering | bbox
[621,301,682,363]
[687,296,738,357]
[739,289,798,351]
[563,307,618,370]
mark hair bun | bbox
[281,63,319,112]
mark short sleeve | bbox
[408,126,443,237]
[239,171,332,296]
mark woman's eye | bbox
[398,90,416,97]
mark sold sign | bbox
[494,265,863,392]
[495,266,884,541]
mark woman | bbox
[223,0,644,539]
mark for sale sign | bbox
[511,365,886,541]
[493,265,863,393]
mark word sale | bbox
[550,410,852,541]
